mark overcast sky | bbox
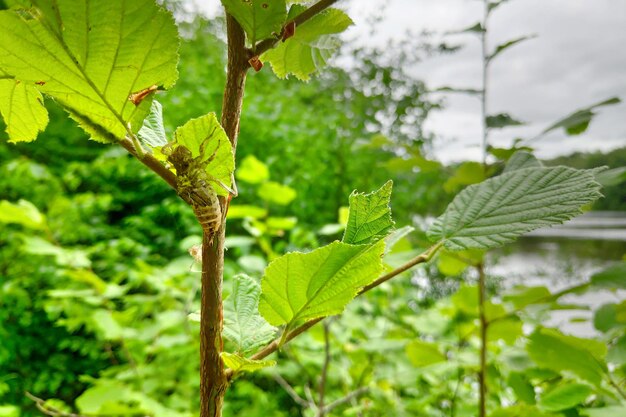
[193,0,626,163]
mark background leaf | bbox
[541,97,621,136]
[527,328,607,386]
[0,199,46,229]
[223,274,277,355]
[427,166,603,251]
[259,240,385,326]
[486,113,525,129]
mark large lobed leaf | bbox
[0,0,179,143]
[259,240,385,327]
[223,274,277,355]
[427,166,603,251]
[222,0,287,46]
[262,5,353,80]
[342,180,395,245]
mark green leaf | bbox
[91,309,123,340]
[595,167,626,187]
[0,78,48,142]
[539,383,593,411]
[222,0,287,46]
[266,216,297,230]
[227,205,268,219]
[437,250,469,276]
[342,180,395,245]
[0,0,179,142]
[22,235,90,268]
[492,405,557,417]
[488,144,534,161]
[257,181,296,205]
[0,199,46,229]
[488,0,510,13]
[581,406,626,417]
[503,151,543,173]
[405,339,446,367]
[168,113,235,196]
[237,155,270,184]
[262,5,353,80]
[0,405,19,417]
[76,381,129,414]
[259,240,385,327]
[527,328,607,386]
[138,100,167,148]
[488,36,535,61]
[590,263,626,290]
[457,22,485,34]
[220,352,276,374]
[486,113,525,129]
[444,161,486,193]
[542,97,621,136]
[508,372,536,404]
[427,166,603,251]
[503,286,551,309]
[224,274,277,355]
[594,302,626,333]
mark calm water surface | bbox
[488,211,626,336]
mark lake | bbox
[489,211,626,336]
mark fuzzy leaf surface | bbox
[427,166,603,251]
[503,151,543,173]
[222,0,286,45]
[342,180,395,245]
[0,0,179,143]
[259,240,385,326]
[262,5,353,80]
[224,274,277,355]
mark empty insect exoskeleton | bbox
[163,138,236,244]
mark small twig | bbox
[317,322,332,417]
[273,374,311,408]
[320,387,369,414]
[304,384,317,408]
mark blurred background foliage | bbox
[1,3,626,417]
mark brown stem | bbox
[253,0,340,58]
[200,232,228,417]
[119,138,177,189]
[199,12,249,417]
[477,263,488,417]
